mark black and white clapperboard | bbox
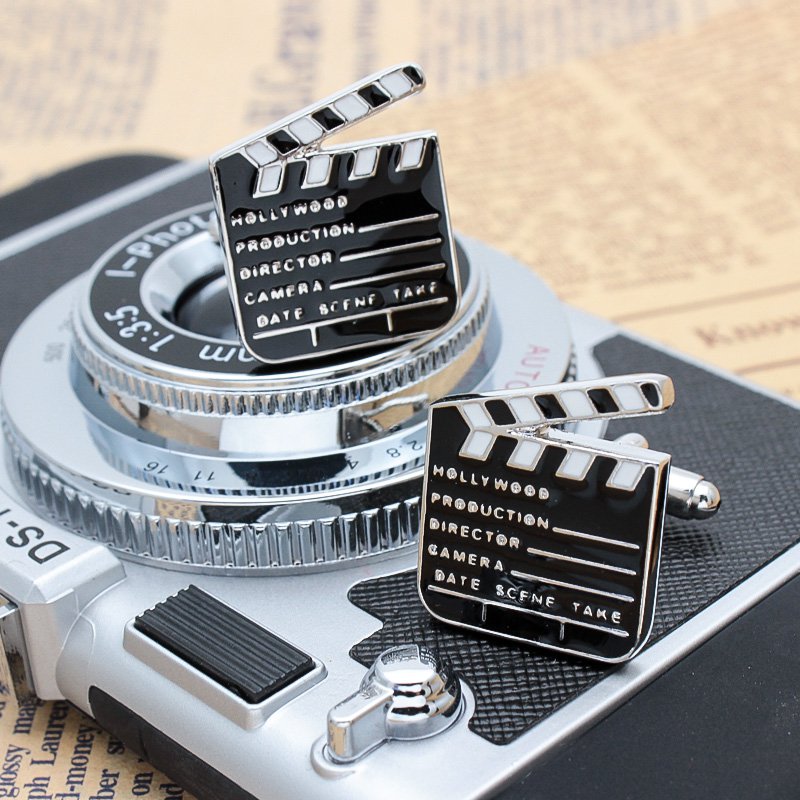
[209,64,460,364]
[418,374,675,663]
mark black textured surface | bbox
[135,585,314,704]
[349,335,800,744]
[89,687,258,800]
[500,574,800,800]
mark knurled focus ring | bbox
[76,205,488,416]
[9,439,422,570]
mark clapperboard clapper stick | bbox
[417,374,721,663]
[209,64,460,364]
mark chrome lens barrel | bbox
[1,211,575,573]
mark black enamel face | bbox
[208,64,459,364]
[211,140,458,364]
[418,396,671,663]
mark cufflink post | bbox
[615,433,721,520]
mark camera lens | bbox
[171,271,239,342]
[1,206,578,572]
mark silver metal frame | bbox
[417,376,675,663]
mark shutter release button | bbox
[326,644,463,763]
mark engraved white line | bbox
[148,333,175,354]
[104,270,137,278]
[329,262,446,290]
[509,570,636,604]
[525,546,637,576]
[552,525,641,551]
[384,297,449,314]
[426,585,629,638]
[339,237,442,262]
[251,297,449,341]
[358,213,440,233]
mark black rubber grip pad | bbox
[134,585,314,704]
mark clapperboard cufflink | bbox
[209,64,460,364]
[417,374,721,663]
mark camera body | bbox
[2,161,800,800]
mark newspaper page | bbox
[1,0,798,797]
[0,0,748,192]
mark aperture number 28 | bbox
[387,439,423,458]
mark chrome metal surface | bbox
[615,434,721,520]
[74,211,486,426]
[614,432,650,449]
[665,467,721,520]
[2,235,578,571]
[326,643,462,763]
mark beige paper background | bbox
[1,0,798,797]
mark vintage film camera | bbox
[1,65,799,799]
